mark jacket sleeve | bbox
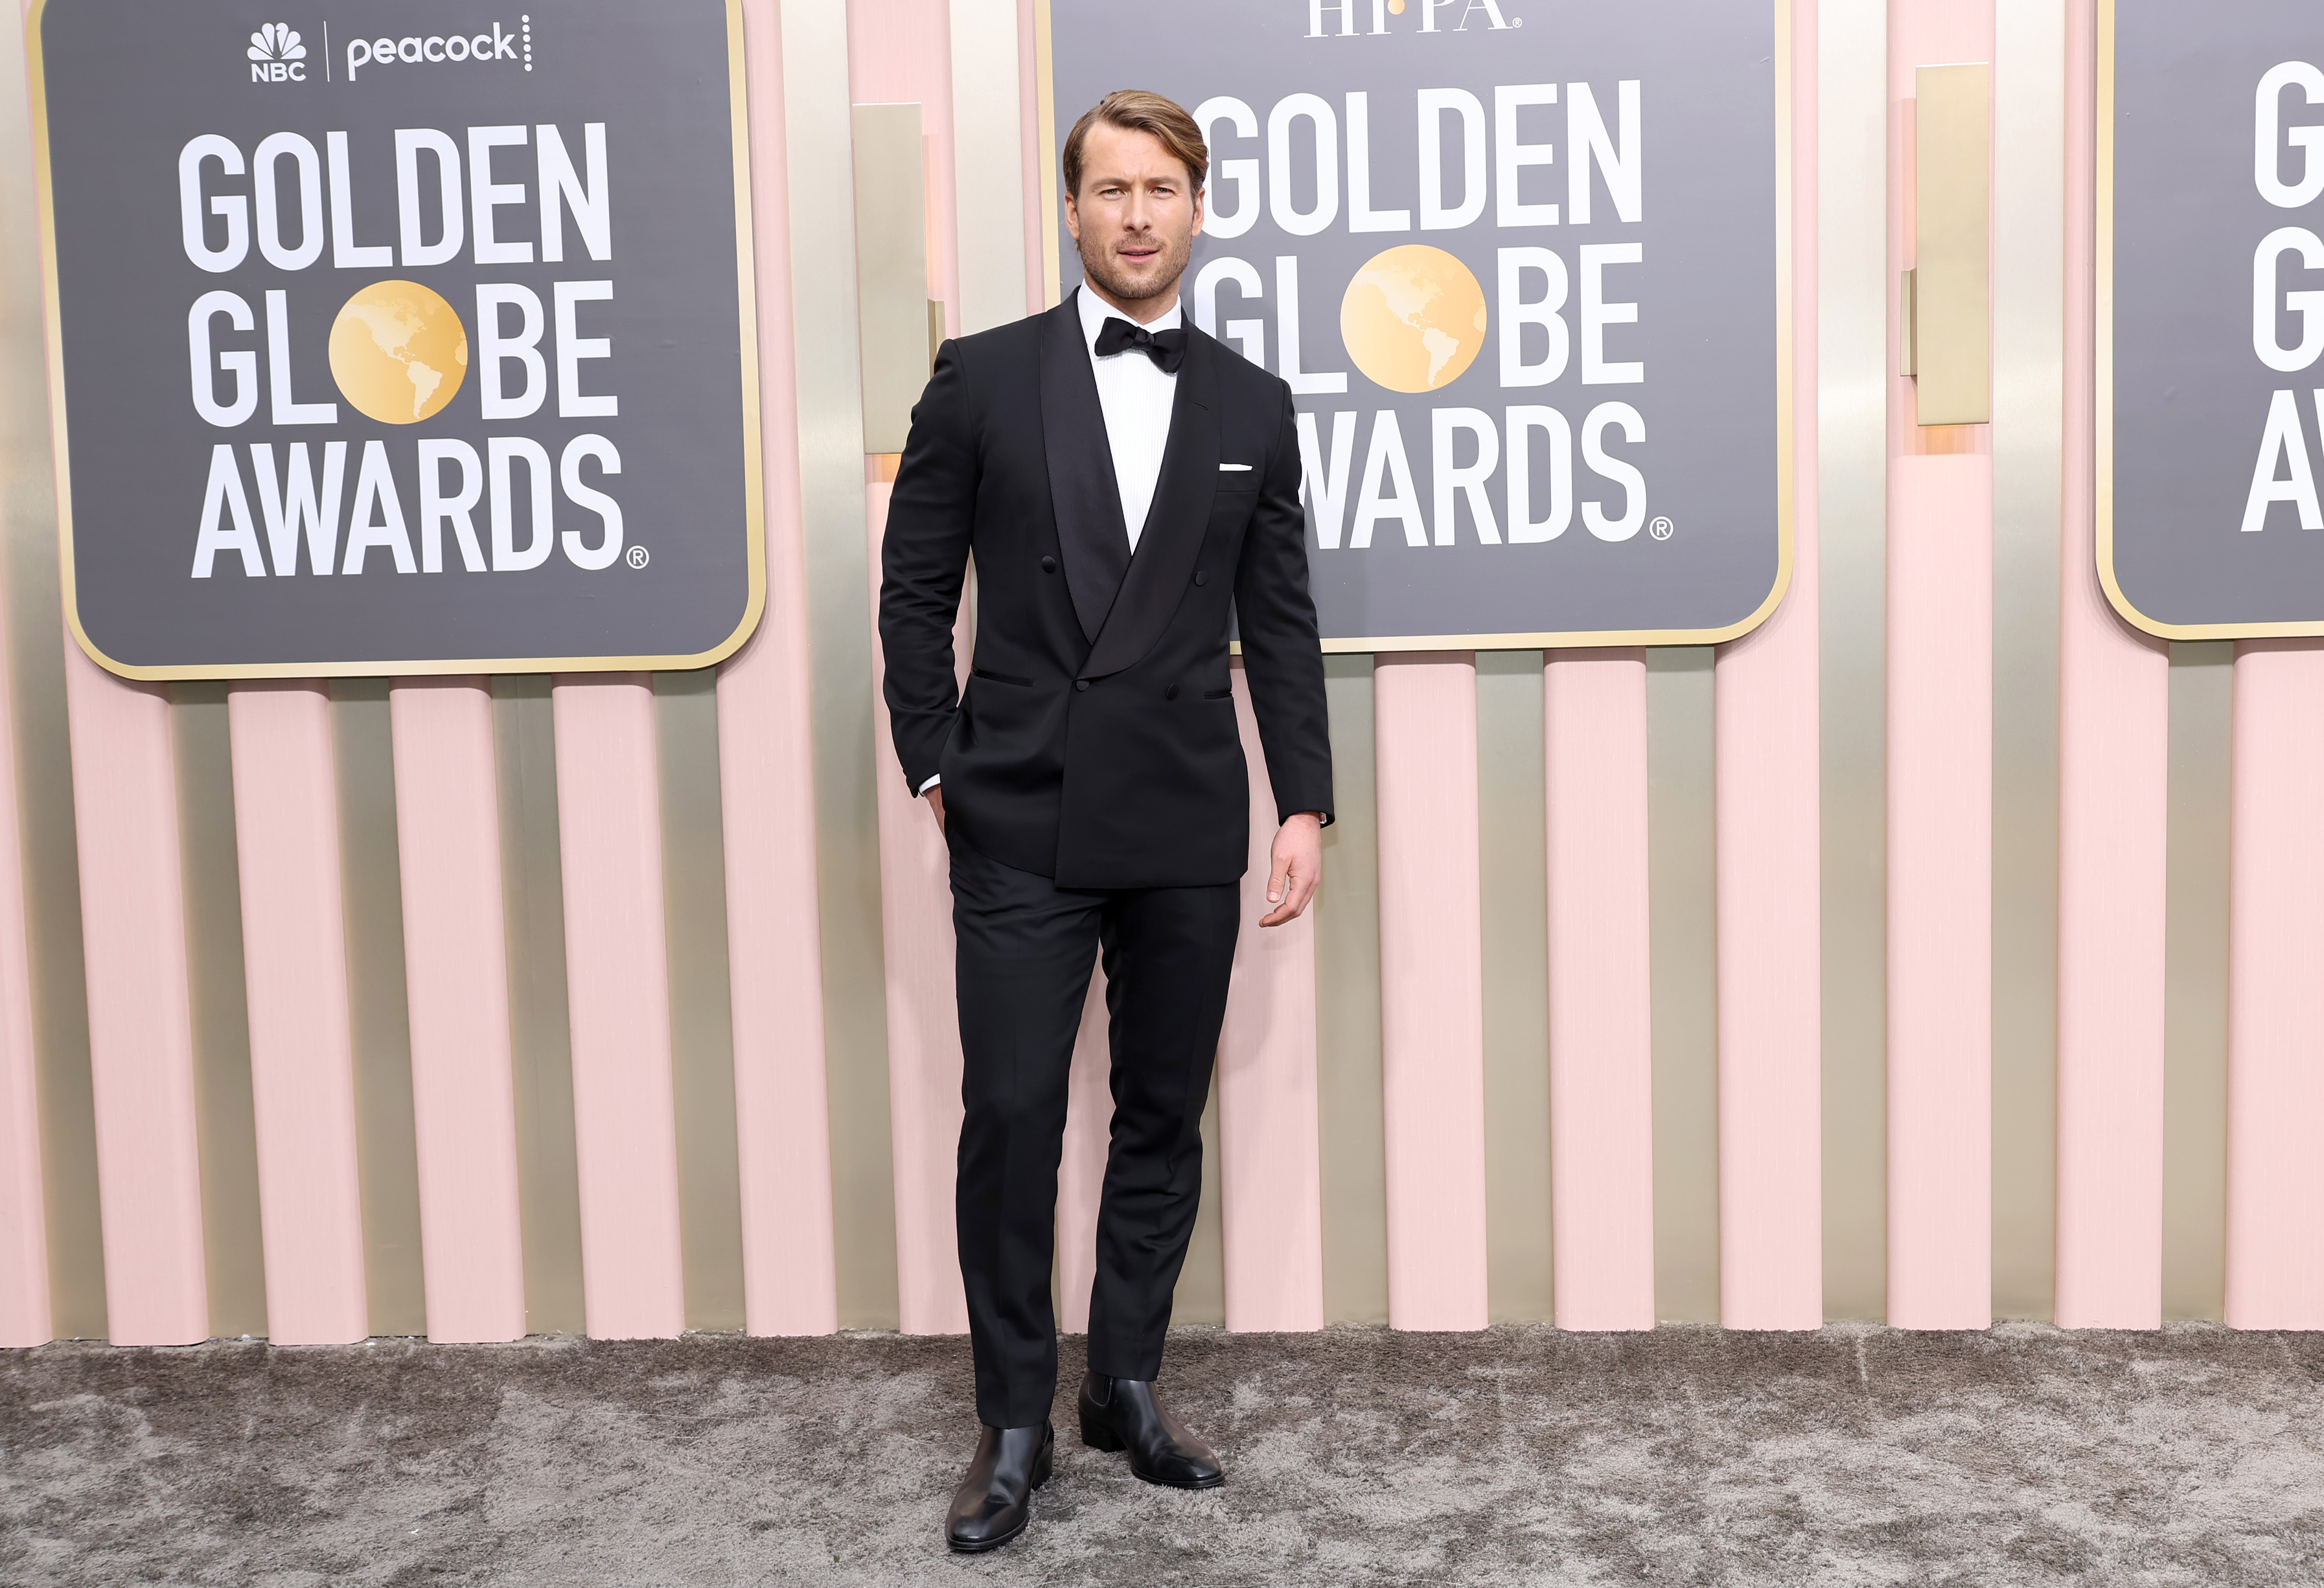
[1233,382,1335,827]
[877,339,979,795]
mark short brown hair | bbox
[1062,90,1208,200]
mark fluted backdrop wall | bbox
[0,0,2303,1349]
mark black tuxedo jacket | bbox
[877,291,1335,888]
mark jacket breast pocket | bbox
[1210,483,1260,527]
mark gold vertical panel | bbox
[16,633,101,1335]
[171,683,266,1339]
[330,680,427,1338]
[2162,645,2231,1322]
[1819,0,1889,1322]
[1911,62,1993,426]
[494,677,584,1335]
[852,103,932,455]
[780,0,900,1331]
[1315,656,1387,1325]
[1478,653,1550,1324]
[1648,649,1719,1325]
[0,0,100,1341]
[654,669,746,1333]
[1989,0,2065,1323]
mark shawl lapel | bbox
[1080,328,1221,680]
[1039,293,1130,643]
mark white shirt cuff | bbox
[917,774,942,794]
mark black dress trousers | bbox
[949,831,1240,1429]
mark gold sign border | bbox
[2092,0,2323,641]
[1036,0,1794,652]
[25,0,768,680]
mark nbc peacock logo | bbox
[247,23,309,83]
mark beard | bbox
[1077,227,1193,306]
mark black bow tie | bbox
[1095,316,1187,374]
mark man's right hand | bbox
[926,786,946,833]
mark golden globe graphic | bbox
[328,282,470,425]
[1338,245,1488,395]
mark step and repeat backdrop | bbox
[30,0,764,677]
[16,0,2323,1350]
[1046,0,1790,648]
[2108,0,2324,637]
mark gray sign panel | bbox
[32,0,762,678]
[1046,0,1787,649]
[2108,0,2324,636]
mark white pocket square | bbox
[1219,463,1253,472]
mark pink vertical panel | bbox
[226,684,368,1344]
[61,642,207,1344]
[0,575,47,1346]
[728,0,838,1337]
[847,0,961,312]
[551,676,685,1340]
[1884,0,1994,1331]
[2053,0,2169,1330]
[2225,643,2324,1328]
[390,679,526,1343]
[1885,455,1994,1326]
[715,606,840,1337]
[1374,655,1487,1332]
[1712,0,1823,1332]
[864,479,970,1335]
[1056,975,1107,1334]
[1217,661,1324,1331]
[1545,650,1655,1331]
[853,0,978,1340]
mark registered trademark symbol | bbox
[1649,516,1674,540]
[627,545,650,568]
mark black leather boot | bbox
[1077,1372,1224,1489]
[945,1421,1053,1552]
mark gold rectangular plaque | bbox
[1911,63,1992,426]
[851,102,930,455]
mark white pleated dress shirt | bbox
[919,288,1183,796]
[1076,284,1181,551]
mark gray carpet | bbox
[4,1323,2321,1585]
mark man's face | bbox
[1064,122,1205,310]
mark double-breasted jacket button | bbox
[1075,679,1090,691]
[1193,570,1208,586]
[1040,555,1057,573]
[1164,684,1180,700]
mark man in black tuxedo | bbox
[877,89,1334,1552]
